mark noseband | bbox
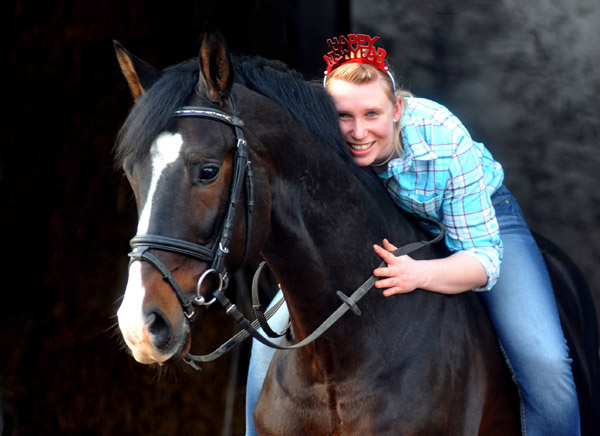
[128,95,253,320]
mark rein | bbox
[184,218,444,371]
[127,94,445,371]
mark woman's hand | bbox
[373,239,489,296]
[373,239,424,296]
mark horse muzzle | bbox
[117,261,193,365]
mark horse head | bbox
[115,34,267,365]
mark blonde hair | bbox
[325,63,412,155]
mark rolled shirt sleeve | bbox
[443,132,502,291]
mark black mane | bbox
[115,54,378,187]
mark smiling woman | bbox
[328,78,401,167]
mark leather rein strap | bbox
[183,218,445,370]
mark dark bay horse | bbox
[114,34,598,435]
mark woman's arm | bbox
[373,239,488,296]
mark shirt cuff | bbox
[460,247,501,292]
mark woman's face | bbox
[328,78,401,167]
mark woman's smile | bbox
[348,141,375,154]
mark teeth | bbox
[350,143,371,151]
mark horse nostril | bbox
[145,311,172,349]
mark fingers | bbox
[374,239,399,261]
[373,242,398,277]
[382,287,402,297]
[375,278,403,297]
[373,240,415,296]
[374,277,396,288]
[382,238,398,251]
[373,266,390,277]
[376,279,411,296]
[373,243,396,264]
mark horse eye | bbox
[197,165,220,183]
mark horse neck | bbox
[259,129,411,339]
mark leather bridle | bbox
[128,95,254,321]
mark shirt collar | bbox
[378,109,438,179]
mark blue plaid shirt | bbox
[378,98,504,290]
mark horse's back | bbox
[536,233,600,435]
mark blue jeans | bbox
[480,186,580,435]
[245,294,287,436]
[245,186,580,436]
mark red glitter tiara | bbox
[323,33,396,89]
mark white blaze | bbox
[137,132,184,234]
[118,132,183,361]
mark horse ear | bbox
[113,40,161,100]
[198,33,234,105]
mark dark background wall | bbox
[2,1,598,435]
[2,1,347,435]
